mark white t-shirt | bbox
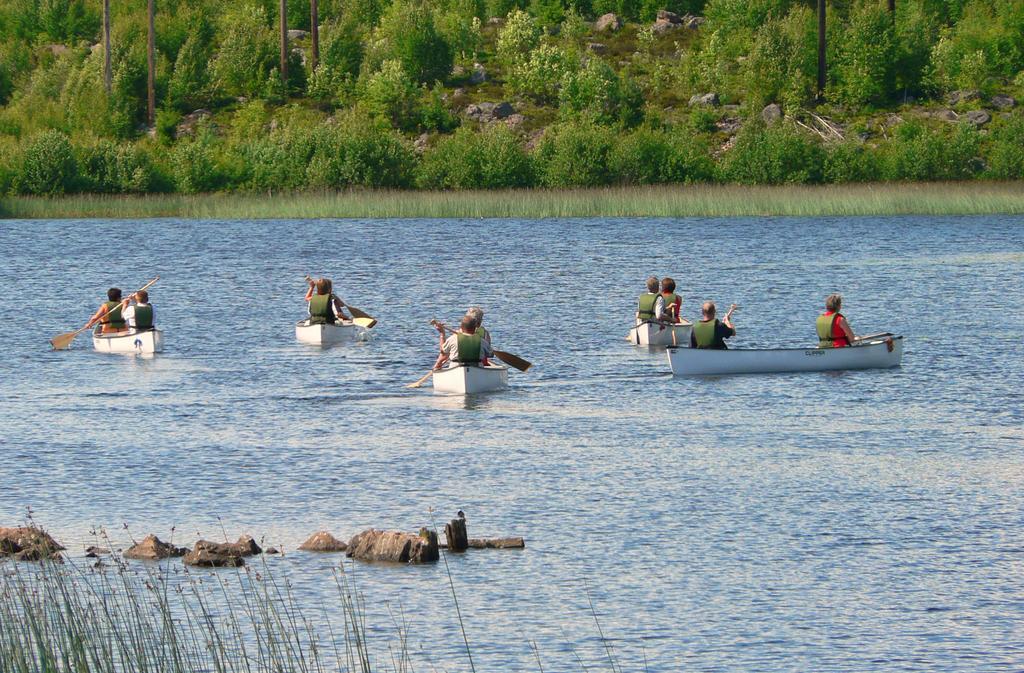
[122,303,154,329]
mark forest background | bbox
[0,0,1022,198]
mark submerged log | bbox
[346,527,439,564]
[468,537,525,549]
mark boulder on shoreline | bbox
[595,13,621,32]
[346,528,439,563]
[298,531,348,552]
[123,534,188,560]
[0,526,65,561]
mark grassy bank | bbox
[3,182,1024,220]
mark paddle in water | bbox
[50,277,159,351]
[407,369,437,389]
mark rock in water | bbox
[183,548,245,567]
[298,531,348,552]
[123,534,189,560]
[0,526,65,560]
[193,535,262,558]
[346,528,439,563]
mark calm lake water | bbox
[1,216,1023,672]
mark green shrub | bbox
[984,114,1024,179]
[321,14,366,78]
[16,129,78,195]
[170,128,225,193]
[306,113,416,188]
[168,28,211,111]
[155,108,182,145]
[925,1,1024,95]
[507,44,576,103]
[373,0,453,84]
[559,57,620,123]
[704,0,794,34]
[719,122,824,184]
[536,121,616,187]
[420,84,459,132]
[879,119,981,181]
[610,127,714,184]
[528,0,565,29]
[361,60,421,130]
[744,5,815,109]
[823,140,881,183]
[418,124,534,189]
[496,9,541,66]
[209,4,276,98]
[76,139,155,193]
[830,1,896,106]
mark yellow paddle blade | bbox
[50,331,79,351]
[352,317,377,329]
[347,305,377,322]
[493,350,531,372]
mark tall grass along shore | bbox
[3,183,1024,220]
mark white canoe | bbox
[629,320,693,347]
[667,336,903,376]
[92,329,164,354]
[433,364,509,394]
[295,319,368,345]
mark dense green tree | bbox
[418,124,534,188]
[15,129,77,195]
[371,0,452,83]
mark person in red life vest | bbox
[691,301,737,349]
[816,293,857,348]
[85,288,128,334]
[304,277,351,324]
[432,315,493,369]
[660,277,682,324]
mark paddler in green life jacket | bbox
[432,315,494,370]
[691,301,737,349]
[304,277,351,325]
[816,293,857,348]
[660,277,682,324]
[85,288,128,334]
[636,276,665,324]
[118,289,155,331]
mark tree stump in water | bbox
[445,517,469,552]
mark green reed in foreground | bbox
[0,555,407,673]
[2,182,1023,220]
